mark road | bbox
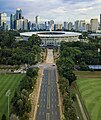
[35,49,61,120]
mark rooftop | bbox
[20,31,81,37]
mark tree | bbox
[28,34,41,47]
[63,71,77,86]
[82,32,88,39]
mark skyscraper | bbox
[48,20,54,30]
[16,19,24,30]
[16,8,22,20]
[75,20,79,31]
[0,12,7,30]
[68,22,73,31]
[90,19,99,32]
[23,19,28,30]
[64,21,68,30]
[10,14,16,30]
[28,21,31,30]
[35,16,39,30]
[54,24,62,31]
[35,16,39,25]
[79,20,86,31]
[100,14,101,29]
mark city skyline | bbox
[0,0,101,23]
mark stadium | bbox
[20,31,81,47]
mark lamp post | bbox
[6,90,11,120]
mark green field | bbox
[74,71,101,120]
[0,73,25,119]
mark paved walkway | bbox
[46,49,54,63]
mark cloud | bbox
[76,7,93,12]
[50,7,66,13]
[0,0,101,23]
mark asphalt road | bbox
[36,66,61,120]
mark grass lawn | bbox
[0,73,25,119]
[74,71,101,120]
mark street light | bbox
[6,90,11,120]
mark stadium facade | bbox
[20,31,81,47]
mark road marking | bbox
[43,112,45,115]
[47,71,50,109]
[46,113,50,120]
[47,86,50,109]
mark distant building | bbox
[64,21,68,30]
[16,19,24,30]
[45,21,49,30]
[48,20,54,30]
[35,16,39,30]
[50,20,54,25]
[86,23,91,31]
[100,14,101,29]
[23,19,28,30]
[28,21,31,30]
[0,12,7,30]
[90,19,99,32]
[31,23,36,30]
[16,8,22,20]
[51,24,55,31]
[35,16,39,25]
[39,23,46,30]
[68,22,73,31]
[75,20,79,31]
[54,24,62,31]
[10,14,16,30]
[79,20,86,31]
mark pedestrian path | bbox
[46,49,54,64]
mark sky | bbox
[0,0,101,23]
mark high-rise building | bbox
[51,24,55,31]
[75,20,79,31]
[90,19,99,32]
[100,14,101,29]
[79,20,86,31]
[31,23,36,30]
[35,16,39,25]
[39,23,46,30]
[86,23,91,31]
[64,21,68,30]
[35,16,39,30]
[50,20,54,25]
[68,22,73,31]
[16,8,22,20]
[10,14,16,30]
[23,19,28,30]
[28,21,31,30]
[0,12,7,30]
[48,20,54,30]
[54,24,62,31]
[16,19,24,30]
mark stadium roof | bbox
[20,31,81,37]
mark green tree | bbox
[28,34,41,47]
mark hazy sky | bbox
[0,0,101,23]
